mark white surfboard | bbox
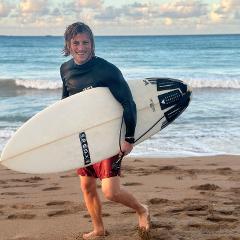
[0,78,191,173]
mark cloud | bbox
[94,1,209,23]
[10,0,67,26]
[164,17,173,26]
[62,0,103,14]
[18,0,50,16]
[123,2,150,19]
[159,0,208,19]
[95,2,158,22]
[217,0,240,13]
[0,0,12,18]
[51,8,61,16]
[210,0,240,22]
[76,0,104,9]
[94,6,121,21]
[0,0,239,35]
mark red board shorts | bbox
[77,154,121,180]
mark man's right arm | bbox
[61,82,69,99]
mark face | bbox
[69,33,93,65]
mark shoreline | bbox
[0,155,240,240]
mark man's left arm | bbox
[105,67,137,155]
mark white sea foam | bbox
[0,129,15,139]
[11,78,240,90]
[185,79,240,89]
[15,79,62,90]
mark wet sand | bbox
[0,155,240,240]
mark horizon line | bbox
[0,33,240,37]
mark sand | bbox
[0,155,240,240]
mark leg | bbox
[101,176,150,230]
[80,176,105,239]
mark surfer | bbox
[60,22,150,239]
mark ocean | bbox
[0,34,240,157]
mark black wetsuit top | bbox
[60,56,136,140]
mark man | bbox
[60,22,150,239]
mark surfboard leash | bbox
[118,114,165,150]
[114,114,164,171]
[112,116,125,172]
[134,116,165,144]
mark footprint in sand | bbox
[46,200,72,206]
[185,204,208,211]
[11,176,44,183]
[191,183,221,191]
[121,209,136,215]
[1,192,22,196]
[148,198,170,204]
[7,213,36,220]
[217,210,234,215]
[47,209,75,217]
[133,159,143,162]
[47,204,84,217]
[167,204,208,215]
[149,164,159,168]
[151,221,174,230]
[42,187,62,191]
[0,180,7,184]
[122,182,143,186]
[235,206,240,211]
[206,215,238,223]
[223,201,240,206]
[187,211,208,217]
[230,187,240,194]
[60,173,78,178]
[159,165,180,171]
[187,222,220,231]
[102,213,110,217]
[2,183,43,189]
[216,167,233,176]
[206,163,218,166]
[11,203,35,210]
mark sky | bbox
[0,0,240,36]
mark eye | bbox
[72,41,79,46]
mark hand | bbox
[119,141,134,156]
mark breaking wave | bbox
[0,78,240,91]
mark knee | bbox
[80,180,96,195]
[102,187,119,202]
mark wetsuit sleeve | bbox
[61,83,69,99]
[104,67,137,140]
[60,64,69,99]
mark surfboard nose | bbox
[147,78,192,129]
[162,81,191,124]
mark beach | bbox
[0,34,240,240]
[0,155,239,240]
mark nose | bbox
[77,44,85,51]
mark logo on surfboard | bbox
[79,132,91,165]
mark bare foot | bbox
[82,230,109,240]
[138,204,150,231]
